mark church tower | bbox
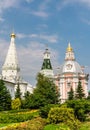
[2,32,20,81]
[1,32,33,99]
[40,47,54,78]
[55,43,89,103]
[65,42,75,61]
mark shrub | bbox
[11,98,21,110]
[0,110,38,123]
[48,107,80,130]
[3,117,46,130]
[39,104,60,118]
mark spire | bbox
[66,42,73,52]
[41,48,52,70]
[40,47,54,78]
[65,42,75,61]
[2,32,20,80]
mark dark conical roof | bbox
[41,58,52,70]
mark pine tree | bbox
[23,91,31,109]
[68,87,74,100]
[29,73,59,108]
[87,91,90,100]
[0,79,11,111]
[15,83,22,99]
[75,80,85,99]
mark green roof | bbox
[41,59,52,70]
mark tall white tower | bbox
[1,32,33,99]
[2,33,20,81]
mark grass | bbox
[44,122,90,130]
[0,123,9,127]
[44,124,70,130]
[79,122,90,130]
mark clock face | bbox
[66,64,72,70]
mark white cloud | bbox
[17,33,27,39]
[31,10,49,18]
[29,34,38,38]
[82,18,90,25]
[39,34,58,43]
[0,0,20,14]
[0,17,4,22]
[25,0,34,3]
[0,40,9,69]
[30,0,51,18]
[57,0,90,10]
[17,33,58,43]
[37,24,48,30]
[39,0,51,11]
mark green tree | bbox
[0,79,11,111]
[22,91,31,109]
[75,80,85,99]
[87,90,90,99]
[66,99,90,121]
[68,87,74,100]
[29,73,59,108]
[15,83,22,99]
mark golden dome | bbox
[66,43,73,52]
[10,33,16,38]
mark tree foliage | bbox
[75,80,85,99]
[87,91,90,100]
[29,73,59,108]
[22,91,31,109]
[0,79,11,111]
[15,83,22,99]
[68,87,74,100]
[66,99,90,121]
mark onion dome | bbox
[59,43,83,74]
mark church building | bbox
[1,33,33,99]
[55,43,89,103]
[40,43,89,103]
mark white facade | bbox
[1,33,33,99]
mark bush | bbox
[48,107,80,130]
[3,117,46,130]
[0,110,38,123]
[39,104,60,118]
[11,98,21,110]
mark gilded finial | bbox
[67,42,73,52]
[10,33,16,38]
[10,28,16,38]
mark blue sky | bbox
[0,0,90,89]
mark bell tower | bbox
[2,32,20,81]
[40,47,54,78]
